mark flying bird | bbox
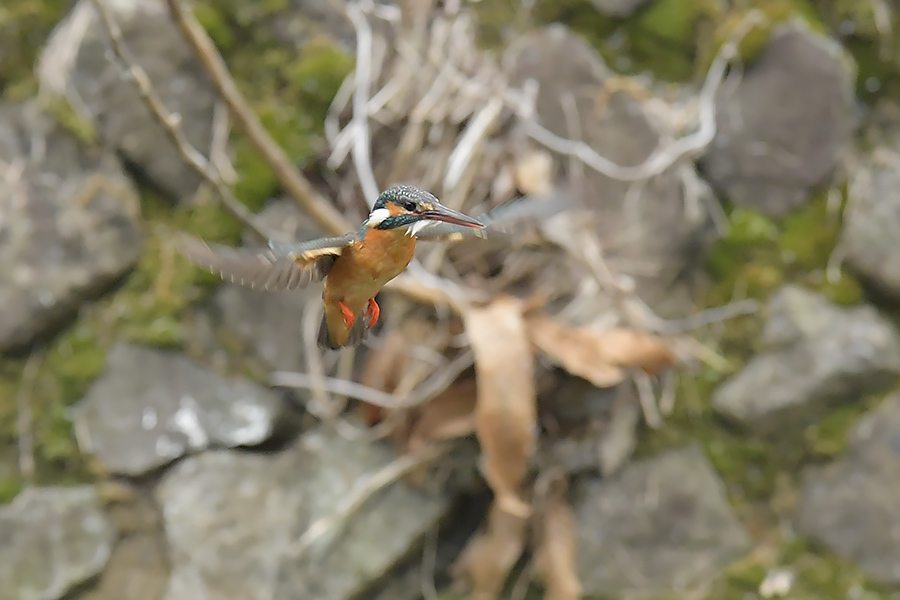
[180,184,514,349]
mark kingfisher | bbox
[179,184,498,349]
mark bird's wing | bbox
[178,232,357,291]
[415,193,569,242]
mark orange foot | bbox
[363,298,380,328]
[338,301,355,329]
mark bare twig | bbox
[272,349,475,411]
[287,443,448,559]
[634,371,662,429]
[345,1,380,206]
[271,371,397,408]
[520,10,766,182]
[163,0,352,236]
[88,0,271,240]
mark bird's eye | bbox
[402,201,417,212]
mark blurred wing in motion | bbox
[178,232,357,291]
[416,192,572,242]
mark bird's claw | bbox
[337,299,379,329]
[338,301,355,329]
[363,298,380,328]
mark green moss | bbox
[699,0,826,76]
[706,192,862,311]
[193,4,237,53]
[624,0,720,80]
[43,96,99,146]
[0,0,71,96]
[0,322,106,492]
[200,9,353,210]
[0,476,23,503]
[711,534,895,599]
[532,0,619,43]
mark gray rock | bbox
[155,427,451,600]
[504,24,718,315]
[713,285,900,434]
[40,0,216,200]
[0,486,116,600]
[70,342,286,476]
[571,444,751,598]
[842,148,900,299]
[700,19,856,217]
[0,101,143,352]
[588,0,653,18]
[795,393,900,585]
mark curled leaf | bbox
[406,378,477,453]
[464,296,537,518]
[535,477,581,600]
[525,314,676,387]
[451,499,529,600]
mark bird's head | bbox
[365,184,485,236]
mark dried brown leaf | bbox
[451,500,529,600]
[592,327,677,376]
[464,295,536,518]
[525,315,676,387]
[535,478,581,600]
[406,378,477,453]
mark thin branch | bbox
[271,371,398,408]
[345,1,380,207]
[88,0,270,240]
[163,0,353,236]
[287,443,448,559]
[272,349,475,411]
[521,9,766,183]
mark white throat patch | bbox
[366,208,390,228]
[405,219,438,237]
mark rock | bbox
[842,146,900,299]
[155,427,451,600]
[200,285,311,373]
[795,393,900,585]
[699,19,856,217]
[39,0,217,200]
[0,100,143,353]
[0,485,116,600]
[712,285,900,434]
[588,0,653,18]
[70,342,286,476]
[504,24,718,316]
[571,444,751,597]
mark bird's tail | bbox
[317,304,369,350]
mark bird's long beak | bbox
[422,204,485,229]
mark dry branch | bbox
[87,0,271,240]
[287,442,447,560]
[163,0,352,236]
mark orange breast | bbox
[323,228,417,311]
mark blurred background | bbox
[2,1,900,599]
